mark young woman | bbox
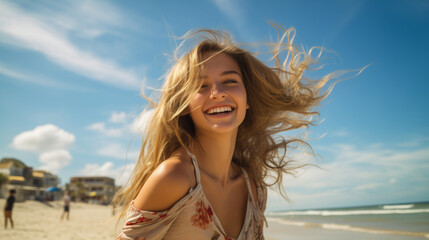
[115,26,340,240]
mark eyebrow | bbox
[200,70,242,79]
[221,70,241,77]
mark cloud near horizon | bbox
[38,149,72,174]
[86,122,124,137]
[266,141,429,211]
[11,124,75,153]
[10,124,75,174]
[130,109,154,134]
[86,110,150,137]
[86,110,149,160]
[96,142,139,161]
[80,161,135,186]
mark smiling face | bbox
[188,52,248,136]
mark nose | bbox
[210,83,226,99]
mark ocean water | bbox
[267,202,429,239]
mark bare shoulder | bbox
[134,148,196,212]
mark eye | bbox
[199,83,209,91]
[224,79,238,84]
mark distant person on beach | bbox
[4,189,15,229]
[60,191,70,221]
[114,24,347,239]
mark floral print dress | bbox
[118,152,267,240]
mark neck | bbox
[192,130,238,187]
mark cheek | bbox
[188,94,206,125]
[188,94,204,112]
[234,87,248,106]
[233,88,248,119]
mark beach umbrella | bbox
[45,187,61,192]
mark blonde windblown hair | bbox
[114,24,351,222]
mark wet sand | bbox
[263,218,429,240]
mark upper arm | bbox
[134,157,195,212]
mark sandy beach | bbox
[0,199,119,240]
[2,199,428,240]
[0,200,280,240]
[0,199,280,240]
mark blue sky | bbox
[1,0,428,211]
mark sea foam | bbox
[382,204,414,209]
[268,208,429,216]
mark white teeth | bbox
[207,106,232,114]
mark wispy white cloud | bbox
[353,182,382,191]
[0,0,142,89]
[212,0,246,28]
[86,122,123,137]
[86,109,151,161]
[326,1,364,41]
[395,137,429,148]
[87,109,153,137]
[331,129,349,137]
[109,112,128,123]
[0,64,88,91]
[96,142,139,160]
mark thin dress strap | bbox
[240,168,256,204]
[184,149,201,185]
[241,167,268,228]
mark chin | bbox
[200,123,242,135]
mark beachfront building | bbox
[70,176,115,204]
[0,159,30,200]
[0,161,24,176]
[31,170,61,201]
[0,158,61,201]
[32,170,60,188]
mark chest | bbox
[201,178,249,238]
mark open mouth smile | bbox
[205,106,234,115]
